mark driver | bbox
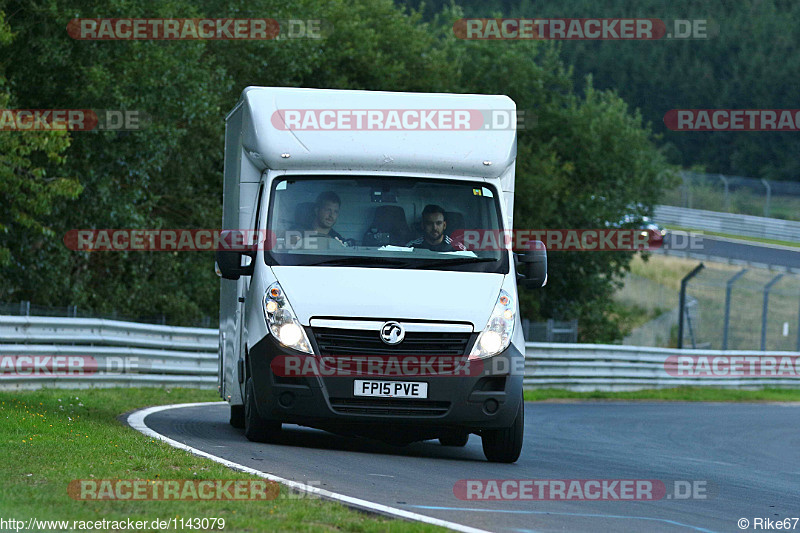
[406,204,466,251]
[310,191,348,247]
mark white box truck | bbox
[216,87,546,463]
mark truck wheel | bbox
[230,404,245,428]
[439,432,469,447]
[244,378,281,443]
[481,397,524,463]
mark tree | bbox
[0,0,674,341]
[403,0,800,181]
[429,7,673,339]
[0,10,80,298]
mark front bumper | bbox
[247,332,523,436]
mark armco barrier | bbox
[525,342,800,391]
[1,316,797,391]
[0,316,218,390]
[654,204,800,243]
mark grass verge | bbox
[524,387,800,402]
[627,254,800,350]
[629,253,740,291]
[0,387,446,532]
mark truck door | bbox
[237,181,265,389]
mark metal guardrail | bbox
[0,316,218,390]
[663,171,800,222]
[654,205,800,243]
[522,319,578,343]
[525,342,800,391]
[1,316,797,391]
[0,316,217,349]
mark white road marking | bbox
[127,402,490,533]
[409,506,718,533]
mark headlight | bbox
[469,290,515,359]
[262,282,313,354]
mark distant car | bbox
[608,214,667,248]
[639,218,667,247]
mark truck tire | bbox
[244,378,281,443]
[481,397,524,463]
[230,404,245,428]
[439,432,469,447]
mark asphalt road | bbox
[663,234,800,269]
[139,402,800,533]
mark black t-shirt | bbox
[405,235,467,252]
[316,228,348,246]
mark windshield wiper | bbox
[305,256,412,267]
[409,257,499,269]
[303,256,498,269]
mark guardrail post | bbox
[718,174,730,212]
[760,273,784,351]
[722,269,748,350]
[19,301,30,316]
[685,297,699,348]
[678,263,704,349]
[797,297,800,352]
[761,179,772,218]
[680,171,689,208]
[684,171,693,208]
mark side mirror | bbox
[517,240,547,289]
[215,230,256,280]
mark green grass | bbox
[664,224,800,249]
[607,301,668,337]
[628,253,723,291]
[525,387,800,402]
[6,386,797,532]
[0,388,446,532]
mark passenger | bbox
[406,204,466,251]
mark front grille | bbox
[311,327,472,357]
[329,397,450,417]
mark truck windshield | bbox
[264,176,509,274]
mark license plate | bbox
[353,380,428,398]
